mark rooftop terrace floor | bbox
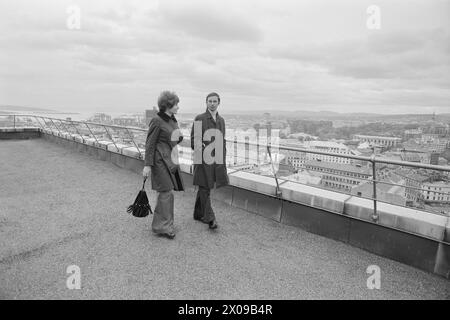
[0,139,449,299]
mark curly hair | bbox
[157,91,180,112]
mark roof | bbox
[354,135,401,141]
[422,181,450,188]
[400,152,421,162]
[306,141,350,150]
[1,137,449,298]
[304,159,372,175]
[353,180,406,196]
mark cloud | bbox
[0,0,448,113]
[268,28,450,84]
[157,0,263,43]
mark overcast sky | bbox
[0,0,449,114]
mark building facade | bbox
[354,135,402,148]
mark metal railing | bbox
[2,114,450,218]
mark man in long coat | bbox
[190,92,229,229]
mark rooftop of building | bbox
[354,135,402,140]
[305,140,350,149]
[353,179,405,196]
[1,138,449,299]
[304,160,372,175]
[423,180,450,187]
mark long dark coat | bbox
[144,112,184,192]
[190,109,229,189]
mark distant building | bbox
[400,151,422,163]
[351,180,406,206]
[404,128,422,140]
[113,116,138,127]
[287,132,318,141]
[304,160,371,192]
[430,152,440,165]
[391,168,430,202]
[281,171,322,186]
[283,141,360,170]
[422,181,450,204]
[353,135,401,148]
[92,113,112,123]
[421,133,440,143]
[422,122,449,137]
[438,157,448,166]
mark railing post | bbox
[85,123,100,146]
[371,155,378,222]
[13,115,16,128]
[34,116,45,131]
[103,125,120,153]
[49,118,62,135]
[267,143,282,197]
[58,120,70,137]
[69,121,84,143]
[125,127,142,159]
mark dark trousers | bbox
[193,186,215,223]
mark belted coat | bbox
[144,112,184,192]
[190,109,229,189]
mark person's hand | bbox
[143,166,151,178]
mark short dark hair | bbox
[157,91,179,112]
[206,92,220,103]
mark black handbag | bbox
[127,177,153,217]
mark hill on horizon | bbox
[0,105,57,112]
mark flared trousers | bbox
[193,186,215,223]
[152,190,174,234]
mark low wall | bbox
[4,128,449,279]
[0,127,41,139]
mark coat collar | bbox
[157,111,177,123]
[205,108,220,121]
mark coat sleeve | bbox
[144,118,161,166]
[190,116,199,150]
[222,118,227,159]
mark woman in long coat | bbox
[143,91,184,239]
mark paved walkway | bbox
[0,139,448,299]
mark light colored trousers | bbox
[152,191,174,234]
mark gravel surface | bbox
[0,139,449,299]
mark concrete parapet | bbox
[0,127,41,139]
[347,218,440,274]
[281,200,351,242]
[122,146,144,158]
[228,171,278,196]
[280,181,349,214]
[231,187,282,222]
[84,138,96,146]
[445,217,450,243]
[434,242,450,278]
[95,140,113,149]
[107,143,128,153]
[344,196,447,241]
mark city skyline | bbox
[1,0,449,114]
